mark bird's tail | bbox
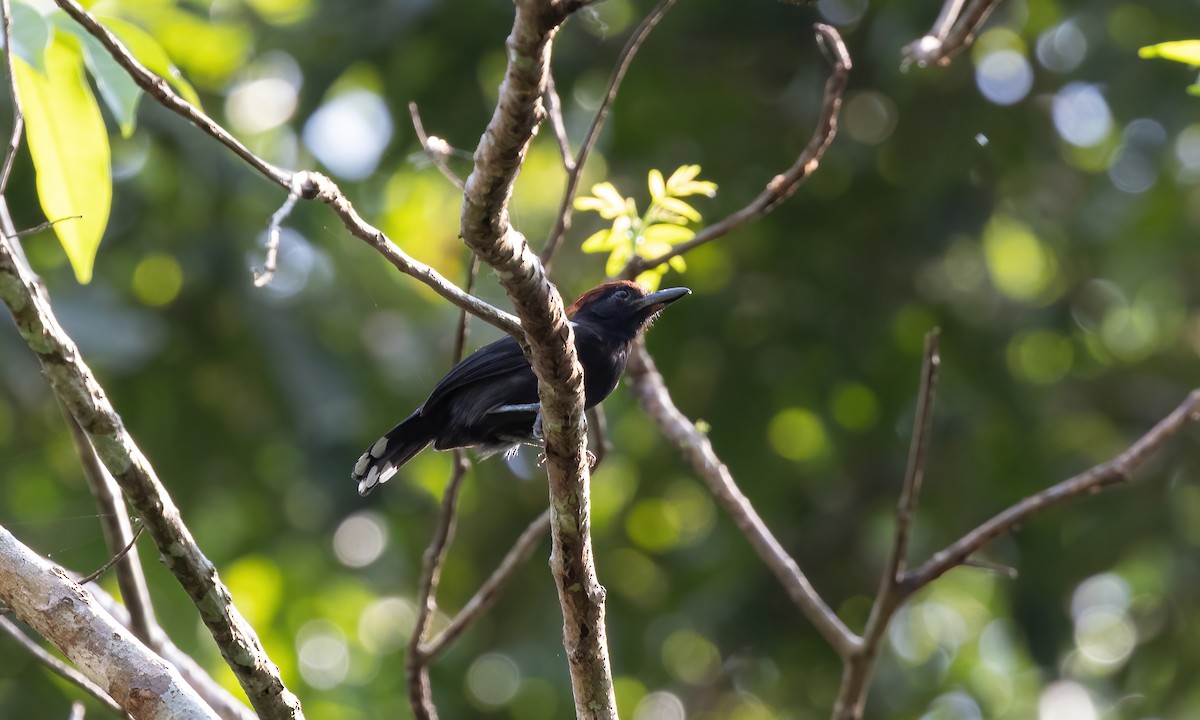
[352,411,434,496]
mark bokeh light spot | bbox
[830,382,879,431]
[297,620,349,690]
[975,50,1033,106]
[1006,330,1073,384]
[626,498,683,551]
[358,597,415,654]
[1038,681,1097,720]
[844,90,897,145]
[333,511,389,568]
[131,253,183,307]
[768,407,829,462]
[1053,83,1112,148]
[633,690,686,720]
[466,653,521,710]
[303,89,393,180]
[661,629,721,685]
[982,216,1059,303]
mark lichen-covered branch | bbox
[0,524,219,720]
[0,233,304,720]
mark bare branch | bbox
[406,452,471,720]
[901,0,1004,69]
[77,524,145,587]
[408,102,466,190]
[0,0,24,197]
[253,175,303,288]
[833,331,940,720]
[88,583,256,720]
[459,0,617,713]
[543,73,575,173]
[0,616,129,719]
[626,342,862,659]
[421,507,552,661]
[61,401,158,645]
[905,389,1200,590]
[0,234,304,720]
[586,406,611,469]
[50,0,519,338]
[541,0,679,271]
[0,525,220,720]
[626,23,851,276]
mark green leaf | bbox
[101,16,202,109]
[657,196,701,222]
[665,164,701,193]
[51,19,142,137]
[576,182,628,219]
[605,243,633,277]
[1139,40,1200,66]
[10,0,50,73]
[643,223,695,245]
[674,179,718,197]
[1189,82,1200,97]
[648,169,665,201]
[668,255,687,272]
[15,38,111,284]
[581,228,620,253]
[635,268,665,291]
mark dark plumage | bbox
[351,281,689,495]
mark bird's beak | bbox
[632,287,691,314]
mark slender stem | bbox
[626,23,851,276]
[901,0,1005,68]
[541,0,679,271]
[626,342,861,659]
[408,102,466,190]
[0,0,24,197]
[543,73,575,173]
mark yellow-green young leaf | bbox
[1139,40,1200,65]
[668,255,687,272]
[606,243,633,277]
[1189,83,1200,97]
[674,179,718,198]
[657,196,701,222]
[581,228,620,253]
[648,169,665,201]
[102,16,202,109]
[643,223,695,245]
[15,39,111,284]
[640,240,672,260]
[636,268,665,291]
[589,182,628,218]
[665,164,701,193]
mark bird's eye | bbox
[613,289,630,301]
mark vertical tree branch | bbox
[459,0,617,714]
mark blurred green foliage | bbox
[2,0,1200,718]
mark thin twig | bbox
[0,617,130,719]
[408,102,466,190]
[404,257,480,720]
[586,406,611,469]
[626,342,861,659]
[51,0,520,338]
[900,0,1004,69]
[626,23,851,276]
[0,0,23,196]
[541,0,679,271]
[406,452,470,720]
[543,73,575,173]
[77,524,146,586]
[905,389,1200,590]
[253,174,303,287]
[61,401,157,646]
[833,331,940,720]
[421,507,552,661]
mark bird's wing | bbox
[422,335,532,411]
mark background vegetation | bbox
[3,0,1200,717]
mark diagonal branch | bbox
[626,342,861,659]
[900,0,1004,69]
[0,616,130,719]
[625,23,851,276]
[541,0,679,271]
[50,0,519,338]
[0,233,304,720]
[0,524,219,720]
[905,389,1200,590]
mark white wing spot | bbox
[370,436,389,458]
[353,453,371,477]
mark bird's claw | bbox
[535,449,597,468]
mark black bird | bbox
[352,281,689,495]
